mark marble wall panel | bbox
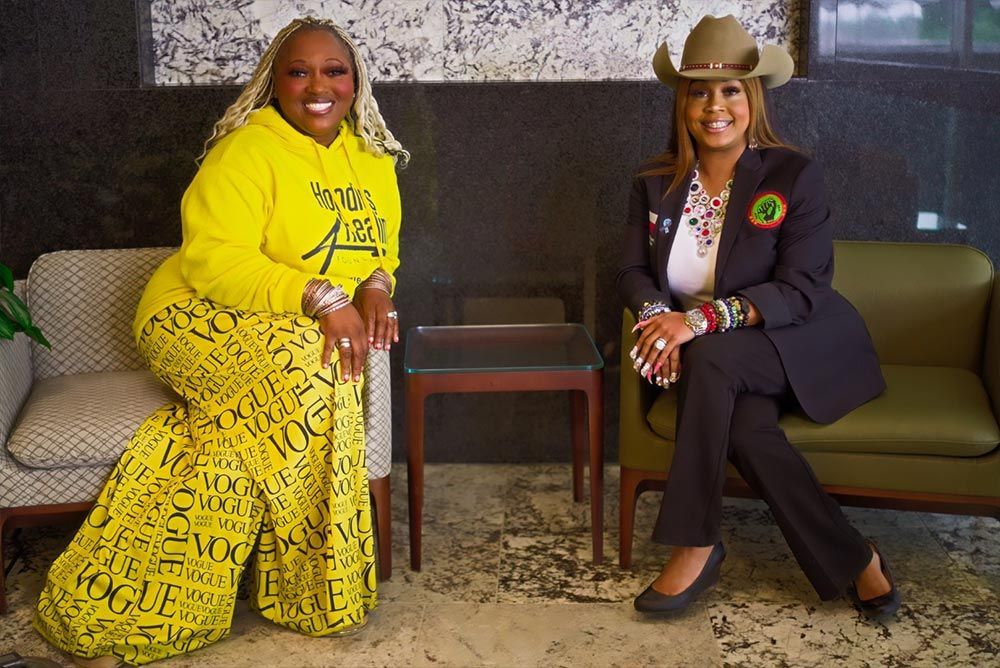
[442,0,800,81]
[148,0,445,84]
[144,0,802,84]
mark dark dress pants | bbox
[651,328,872,600]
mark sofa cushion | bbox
[646,364,1000,458]
[833,242,993,371]
[7,369,179,468]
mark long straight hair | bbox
[643,77,792,194]
[199,17,408,166]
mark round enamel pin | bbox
[747,191,787,229]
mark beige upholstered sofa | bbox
[0,248,394,613]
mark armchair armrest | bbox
[619,309,656,445]
[982,274,1000,420]
[1,281,34,449]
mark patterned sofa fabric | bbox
[0,248,393,508]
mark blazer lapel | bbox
[714,148,765,291]
[655,172,693,290]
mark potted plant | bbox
[0,261,50,348]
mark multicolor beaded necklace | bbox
[684,165,734,258]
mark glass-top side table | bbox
[405,324,604,373]
[403,324,606,570]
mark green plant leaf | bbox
[0,263,49,347]
[0,311,25,333]
[0,289,34,329]
[0,263,12,292]
[0,315,17,340]
[0,298,16,323]
[25,324,51,349]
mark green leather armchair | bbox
[618,241,1000,567]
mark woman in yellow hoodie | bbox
[34,17,406,666]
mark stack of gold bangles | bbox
[302,278,351,317]
[358,268,393,294]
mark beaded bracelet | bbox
[358,267,393,294]
[302,278,351,318]
[699,302,718,333]
[685,296,750,337]
[638,300,671,321]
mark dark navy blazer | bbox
[616,147,885,424]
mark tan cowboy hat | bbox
[653,15,794,89]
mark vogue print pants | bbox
[34,298,376,665]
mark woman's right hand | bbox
[630,311,693,388]
[319,305,369,382]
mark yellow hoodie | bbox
[134,105,401,339]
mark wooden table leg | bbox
[570,390,585,503]
[406,377,425,571]
[587,372,604,564]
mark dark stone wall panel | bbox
[376,82,642,461]
[37,0,140,90]
[1,87,235,275]
[0,1,40,91]
[2,4,998,463]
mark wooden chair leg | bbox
[369,476,392,581]
[0,510,8,615]
[619,467,643,570]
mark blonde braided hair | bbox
[199,16,409,166]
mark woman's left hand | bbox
[353,288,399,351]
[630,311,695,386]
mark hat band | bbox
[679,62,753,72]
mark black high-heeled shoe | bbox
[634,542,726,614]
[848,541,902,618]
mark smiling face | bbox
[684,79,751,157]
[272,28,356,147]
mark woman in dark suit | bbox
[617,15,901,617]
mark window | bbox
[817,0,1000,73]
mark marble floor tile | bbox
[923,513,1000,575]
[497,530,648,604]
[840,504,932,530]
[380,524,500,604]
[709,599,1000,668]
[413,602,722,667]
[500,463,615,536]
[155,601,425,668]
[3,464,998,667]
[389,462,516,531]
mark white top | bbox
[668,222,716,310]
[667,180,724,310]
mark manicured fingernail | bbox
[631,324,641,333]
[669,373,678,383]
[641,362,651,376]
[387,344,392,351]
[369,336,374,343]
[629,346,638,359]
[653,362,662,374]
[343,373,350,380]
[355,375,360,381]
